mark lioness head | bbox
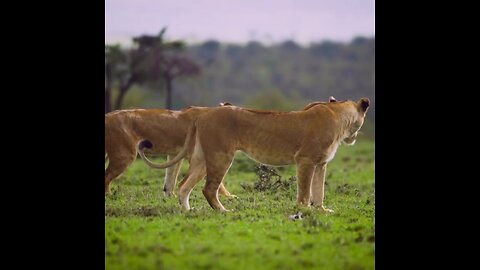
[343,98,370,145]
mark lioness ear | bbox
[329,96,337,102]
[358,98,370,112]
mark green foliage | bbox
[245,90,302,111]
[121,87,152,110]
[106,35,375,137]
[107,35,374,125]
[105,140,375,270]
[171,37,375,121]
[358,118,375,140]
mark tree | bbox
[104,27,200,112]
[105,44,128,113]
[309,41,343,59]
[279,40,301,52]
[132,28,200,109]
[198,40,220,65]
[104,43,143,112]
[161,55,200,109]
[245,41,264,55]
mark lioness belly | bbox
[237,131,298,166]
[240,148,295,166]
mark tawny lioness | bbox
[138,97,369,212]
[105,103,235,198]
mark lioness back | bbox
[197,105,339,166]
[106,107,207,156]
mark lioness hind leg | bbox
[178,168,206,210]
[163,156,184,197]
[178,142,207,210]
[219,183,237,199]
[105,154,136,194]
[203,153,235,211]
[178,174,236,201]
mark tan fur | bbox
[105,105,235,198]
[138,98,370,212]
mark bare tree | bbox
[162,55,200,109]
[105,28,201,111]
[132,28,200,109]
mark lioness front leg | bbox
[311,163,334,213]
[295,158,316,206]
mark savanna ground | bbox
[105,139,375,270]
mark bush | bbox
[241,165,296,192]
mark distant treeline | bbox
[113,37,375,123]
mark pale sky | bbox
[105,0,375,46]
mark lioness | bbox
[138,98,370,212]
[105,103,235,198]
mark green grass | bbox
[105,139,375,270]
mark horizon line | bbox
[105,35,375,48]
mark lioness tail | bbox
[137,123,196,169]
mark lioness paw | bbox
[164,191,177,198]
[320,207,334,213]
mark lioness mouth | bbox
[344,133,358,145]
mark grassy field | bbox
[105,139,375,270]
